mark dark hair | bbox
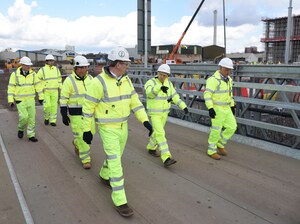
[107,60,119,67]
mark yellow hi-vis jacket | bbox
[7,67,44,103]
[60,71,93,115]
[82,66,149,131]
[144,76,187,114]
[204,70,234,109]
[37,64,62,91]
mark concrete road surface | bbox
[0,107,299,224]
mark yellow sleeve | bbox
[7,72,16,103]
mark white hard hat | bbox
[157,64,170,75]
[218,57,234,69]
[73,55,89,67]
[108,46,131,62]
[45,54,55,60]
[20,56,33,66]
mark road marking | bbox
[0,134,34,224]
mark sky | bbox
[0,0,299,54]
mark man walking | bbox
[144,64,188,166]
[7,56,44,142]
[60,55,95,169]
[37,54,62,126]
[204,57,237,160]
[81,46,153,217]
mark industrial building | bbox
[261,15,300,64]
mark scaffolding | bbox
[261,15,300,63]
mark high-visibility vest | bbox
[144,76,186,114]
[204,70,234,109]
[37,64,62,91]
[82,66,148,129]
[7,67,43,103]
[60,71,93,115]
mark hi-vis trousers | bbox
[43,90,58,124]
[147,112,172,162]
[99,123,128,206]
[16,99,36,138]
[207,106,237,155]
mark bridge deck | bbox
[0,107,299,224]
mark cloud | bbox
[0,0,298,54]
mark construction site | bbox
[0,1,299,224]
[261,15,300,64]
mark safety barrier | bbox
[127,64,300,149]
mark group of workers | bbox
[7,46,236,217]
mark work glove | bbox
[39,100,44,105]
[161,86,169,93]
[143,121,153,136]
[231,106,236,115]
[60,106,70,126]
[167,98,172,103]
[183,107,189,114]
[83,131,93,144]
[208,108,216,119]
[8,102,15,108]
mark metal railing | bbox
[127,64,300,149]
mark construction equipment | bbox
[5,58,21,69]
[167,0,206,63]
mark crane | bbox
[168,0,206,63]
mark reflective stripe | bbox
[147,109,169,113]
[85,94,99,103]
[68,105,82,108]
[214,101,230,106]
[95,116,129,123]
[154,96,168,100]
[170,92,176,98]
[60,96,68,100]
[132,105,144,113]
[205,88,214,93]
[101,94,132,103]
[112,185,124,191]
[177,99,183,106]
[158,141,167,147]
[107,154,118,160]
[96,76,108,98]
[215,90,229,94]
[211,125,220,130]
[110,176,124,182]
[15,93,36,97]
[80,154,90,160]
[45,87,59,90]
[161,148,169,154]
[82,112,94,118]
[70,94,85,98]
[69,75,79,95]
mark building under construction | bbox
[261,15,300,64]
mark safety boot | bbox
[83,162,91,169]
[209,153,221,160]
[50,123,56,127]
[217,147,228,156]
[115,203,134,217]
[148,149,160,157]
[29,137,38,142]
[99,176,111,189]
[72,140,79,157]
[164,158,177,167]
[44,119,49,125]
[18,130,24,139]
